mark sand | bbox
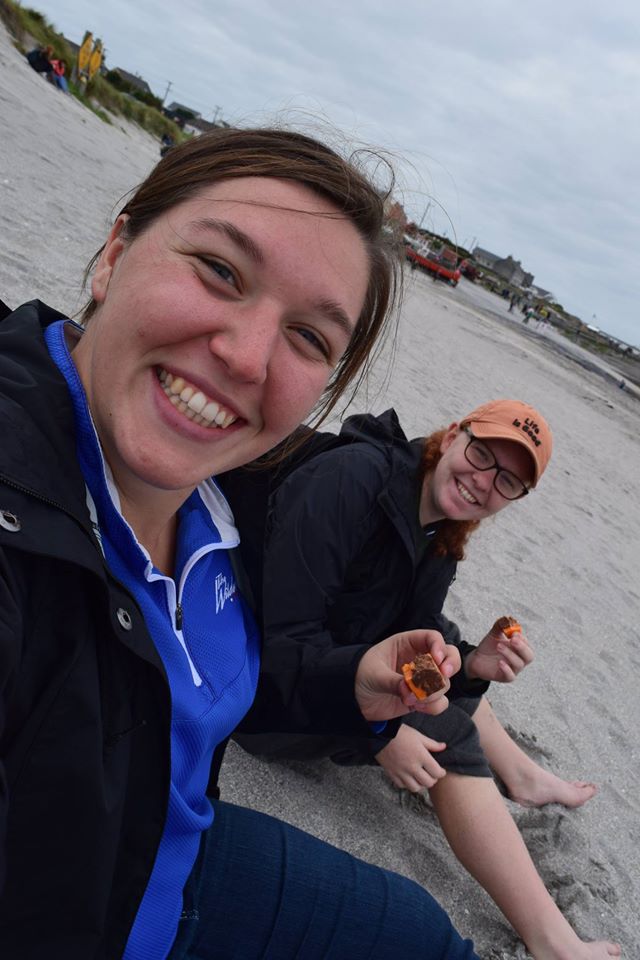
[2,20,639,958]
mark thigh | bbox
[169,801,478,960]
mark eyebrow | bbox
[187,218,357,338]
[467,431,530,485]
[313,298,356,339]
[187,217,265,265]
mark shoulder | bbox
[275,438,391,513]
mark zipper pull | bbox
[175,603,183,631]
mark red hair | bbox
[419,429,481,560]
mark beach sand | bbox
[2,21,639,958]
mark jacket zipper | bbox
[0,472,86,526]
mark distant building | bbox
[492,255,533,288]
[472,246,500,269]
[183,116,223,135]
[529,284,554,302]
[166,101,201,119]
[111,67,153,97]
[472,247,534,288]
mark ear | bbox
[91,215,130,303]
[439,422,460,453]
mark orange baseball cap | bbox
[460,399,552,486]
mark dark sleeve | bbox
[325,560,488,766]
[398,555,489,700]
[237,448,399,740]
[0,547,23,893]
[424,613,489,699]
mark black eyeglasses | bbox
[462,427,529,500]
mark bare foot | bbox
[504,765,598,808]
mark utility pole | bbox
[161,80,172,106]
[212,105,222,125]
[418,202,432,231]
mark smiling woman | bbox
[0,127,480,960]
[225,398,620,959]
[82,128,400,426]
[73,176,372,552]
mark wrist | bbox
[463,650,478,679]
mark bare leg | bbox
[429,774,620,959]
[473,697,597,808]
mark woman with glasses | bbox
[225,399,617,960]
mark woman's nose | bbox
[472,468,495,492]
[208,309,279,384]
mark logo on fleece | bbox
[215,573,237,614]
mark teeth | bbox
[188,391,207,414]
[202,401,219,422]
[456,480,478,504]
[157,367,238,431]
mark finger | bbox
[398,678,420,708]
[422,739,447,752]
[512,639,535,664]
[401,774,426,793]
[397,629,447,663]
[439,648,460,678]
[420,755,447,779]
[417,771,441,789]
[497,661,516,682]
[496,643,526,672]
[503,633,535,663]
[413,693,450,716]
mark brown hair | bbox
[419,429,481,560]
[82,127,401,424]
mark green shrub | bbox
[1,0,184,141]
[0,0,25,40]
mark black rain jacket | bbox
[223,409,488,760]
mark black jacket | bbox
[0,301,172,958]
[0,302,387,958]
[223,410,487,759]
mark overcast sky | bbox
[32,0,640,345]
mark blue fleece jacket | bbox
[45,320,260,960]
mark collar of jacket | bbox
[0,301,169,676]
[0,300,108,577]
[339,408,427,560]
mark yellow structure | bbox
[77,31,93,75]
[88,39,103,81]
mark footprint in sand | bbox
[548,859,618,913]
[503,725,553,762]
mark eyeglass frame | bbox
[461,427,530,500]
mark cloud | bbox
[28,0,640,343]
